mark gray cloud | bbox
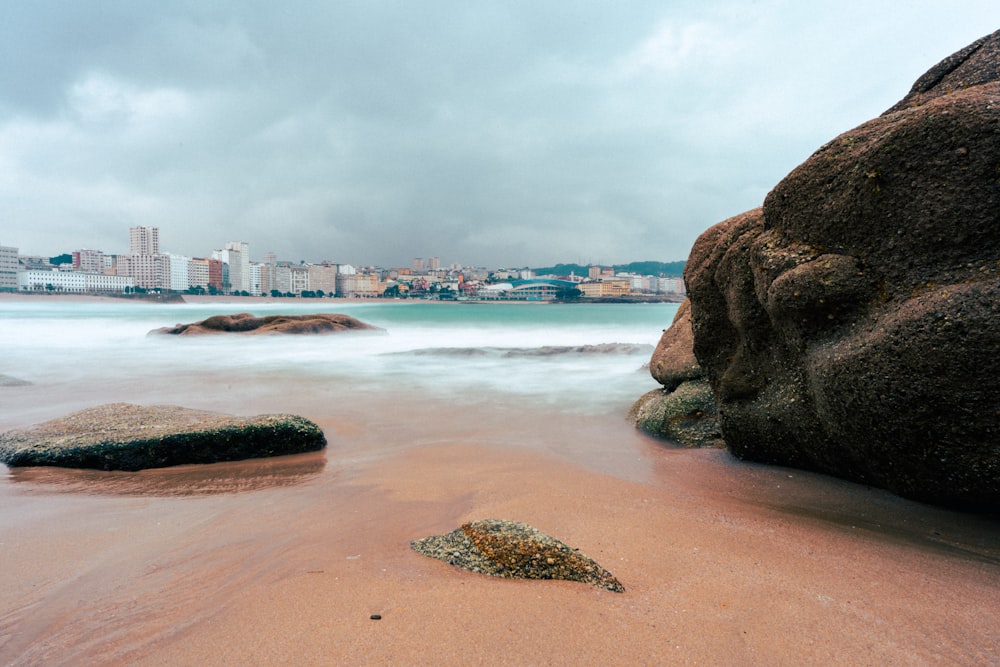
[2,1,998,267]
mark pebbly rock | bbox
[411,519,624,592]
[149,312,381,336]
[682,30,1000,510]
[0,403,327,471]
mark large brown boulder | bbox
[150,312,380,335]
[685,30,1000,511]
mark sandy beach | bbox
[2,413,998,665]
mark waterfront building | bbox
[19,269,133,293]
[0,244,18,291]
[336,272,356,298]
[577,277,631,298]
[248,262,263,296]
[654,277,685,295]
[354,272,383,298]
[188,258,210,290]
[225,241,251,293]
[307,264,338,295]
[117,253,169,290]
[168,254,192,292]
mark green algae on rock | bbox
[411,519,624,593]
[0,403,327,471]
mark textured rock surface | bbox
[150,312,380,335]
[411,519,624,592]
[631,300,722,447]
[630,379,723,448]
[0,403,327,471]
[684,31,1000,510]
[649,300,702,389]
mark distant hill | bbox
[531,261,685,277]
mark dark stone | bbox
[411,519,624,592]
[683,31,1000,511]
[0,403,327,471]
[149,312,381,335]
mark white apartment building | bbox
[225,241,250,293]
[655,277,685,295]
[168,254,192,291]
[248,262,263,296]
[0,244,18,291]
[19,269,134,293]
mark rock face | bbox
[150,312,379,335]
[0,403,327,471]
[411,519,624,592]
[630,301,723,448]
[684,30,1000,510]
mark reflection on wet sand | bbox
[4,450,327,497]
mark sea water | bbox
[0,299,677,474]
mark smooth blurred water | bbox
[0,299,677,429]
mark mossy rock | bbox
[0,403,327,471]
[411,519,624,593]
[629,378,723,448]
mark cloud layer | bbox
[2,1,998,267]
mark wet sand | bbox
[2,405,998,666]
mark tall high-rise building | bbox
[412,258,425,272]
[428,257,441,271]
[224,241,251,293]
[129,226,160,255]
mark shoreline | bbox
[0,291,684,306]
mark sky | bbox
[1,2,998,268]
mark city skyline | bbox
[2,3,997,267]
[2,226,685,299]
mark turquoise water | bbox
[0,299,677,430]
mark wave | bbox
[391,342,654,359]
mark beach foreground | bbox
[2,409,998,665]
[1,299,997,664]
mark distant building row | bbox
[1,227,684,300]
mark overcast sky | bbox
[2,2,998,268]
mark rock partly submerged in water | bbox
[0,403,326,471]
[0,374,32,387]
[411,519,624,593]
[149,312,381,336]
